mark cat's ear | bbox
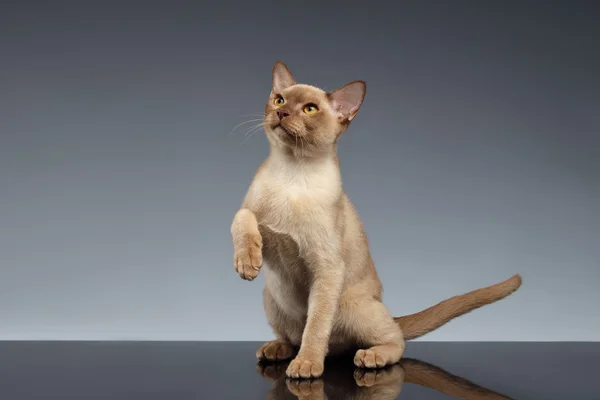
[327,80,366,121]
[272,61,296,92]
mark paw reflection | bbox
[353,364,404,388]
[258,356,512,399]
[286,379,325,399]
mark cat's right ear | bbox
[272,61,296,92]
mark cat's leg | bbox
[231,208,262,281]
[342,298,406,369]
[286,246,345,379]
[257,287,302,362]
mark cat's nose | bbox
[277,109,290,120]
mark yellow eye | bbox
[303,104,319,114]
[273,96,285,106]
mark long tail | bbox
[395,274,522,340]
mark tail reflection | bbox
[258,356,512,399]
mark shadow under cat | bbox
[258,355,512,400]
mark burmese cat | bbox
[230,61,522,379]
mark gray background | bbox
[0,1,598,341]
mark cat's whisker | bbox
[243,122,265,138]
[228,119,264,137]
[239,123,265,146]
[237,113,265,118]
[239,129,262,147]
[244,128,263,142]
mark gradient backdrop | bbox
[1,1,598,341]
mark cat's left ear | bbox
[272,61,296,92]
[327,80,366,121]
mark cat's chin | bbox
[273,124,296,139]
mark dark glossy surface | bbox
[0,341,597,399]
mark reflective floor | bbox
[0,341,597,399]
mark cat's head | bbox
[263,61,366,155]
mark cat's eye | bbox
[273,96,285,106]
[303,104,319,114]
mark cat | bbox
[230,61,522,379]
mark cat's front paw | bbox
[286,355,324,379]
[233,233,263,281]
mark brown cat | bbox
[230,61,522,379]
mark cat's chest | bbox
[254,181,331,228]
[249,165,339,235]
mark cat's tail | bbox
[394,274,522,340]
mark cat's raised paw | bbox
[256,339,296,361]
[233,233,262,280]
[286,356,324,379]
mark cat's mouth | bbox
[274,123,296,138]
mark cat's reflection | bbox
[258,356,512,400]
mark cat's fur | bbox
[230,61,522,379]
